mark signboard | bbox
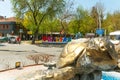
[19,29,23,33]
[96,29,104,35]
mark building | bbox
[0,16,21,36]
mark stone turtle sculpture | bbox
[51,38,118,80]
[16,38,118,80]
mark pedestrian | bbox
[17,36,21,44]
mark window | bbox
[6,25,9,29]
[3,25,5,29]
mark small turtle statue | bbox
[48,38,118,80]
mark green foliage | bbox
[40,18,61,34]
[103,11,120,35]
[11,0,120,37]
[23,11,38,33]
[68,19,80,34]
[11,0,65,43]
[91,7,98,29]
[68,7,95,35]
[11,0,65,19]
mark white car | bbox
[109,31,120,45]
[8,36,18,43]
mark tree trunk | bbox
[32,29,38,44]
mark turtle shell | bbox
[57,40,88,68]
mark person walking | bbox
[17,36,21,44]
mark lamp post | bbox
[19,29,23,40]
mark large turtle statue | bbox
[16,37,118,80]
[44,37,118,80]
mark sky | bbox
[0,0,120,18]
[74,0,120,14]
[0,0,14,18]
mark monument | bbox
[16,37,119,80]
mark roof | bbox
[0,17,16,22]
[109,31,120,35]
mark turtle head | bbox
[94,37,118,60]
[93,38,107,51]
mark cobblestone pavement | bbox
[0,42,63,70]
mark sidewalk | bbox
[0,65,47,80]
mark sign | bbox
[27,31,32,34]
[96,29,104,35]
[19,29,23,33]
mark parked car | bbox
[0,37,8,42]
[109,31,120,45]
[8,36,18,43]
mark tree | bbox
[68,7,95,35]
[11,0,65,44]
[91,7,98,29]
[95,2,105,29]
[40,18,61,34]
[91,2,105,29]
[103,11,120,35]
[68,19,79,34]
[112,11,120,30]
[23,12,61,35]
[102,13,114,35]
[58,0,75,34]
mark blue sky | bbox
[74,0,120,14]
[0,0,120,18]
[0,0,14,18]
